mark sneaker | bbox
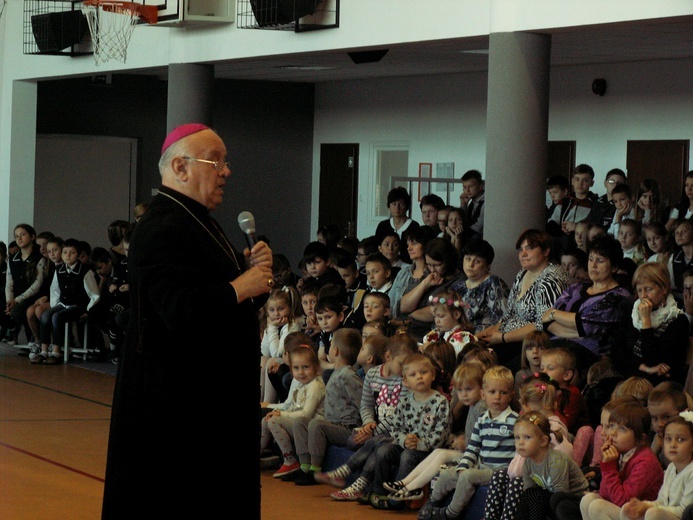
[331,487,363,501]
[30,353,48,365]
[273,462,300,478]
[383,480,407,493]
[294,470,317,486]
[370,492,405,510]
[28,343,41,360]
[427,506,451,520]
[45,353,63,365]
[108,349,120,365]
[330,477,367,501]
[314,471,346,488]
[390,487,424,501]
[418,499,442,520]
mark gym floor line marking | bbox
[0,441,105,482]
[0,373,112,408]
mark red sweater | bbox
[599,446,663,506]
[562,384,590,434]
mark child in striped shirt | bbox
[418,365,518,520]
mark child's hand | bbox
[108,284,117,294]
[266,357,281,374]
[264,410,280,421]
[271,316,288,328]
[622,498,649,519]
[562,221,577,233]
[305,315,318,330]
[451,434,466,452]
[616,201,633,219]
[352,423,375,445]
[404,433,418,450]
[601,440,619,463]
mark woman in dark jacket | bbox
[611,262,690,386]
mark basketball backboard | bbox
[140,0,235,25]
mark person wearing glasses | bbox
[101,124,273,519]
[587,168,628,231]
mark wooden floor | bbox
[260,469,419,520]
[0,340,419,519]
[0,343,114,519]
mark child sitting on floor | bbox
[622,413,693,519]
[313,333,419,500]
[284,328,364,485]
[382,362,486,503]
[261,344,326,479]
[422,289,477,356]
[417,366,518,520]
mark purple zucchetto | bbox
[161,123,210,155]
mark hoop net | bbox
[81,1,156,65]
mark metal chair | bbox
[63,318,92,363]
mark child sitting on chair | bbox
[31,238,100,365]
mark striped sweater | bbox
[456,406,518,471]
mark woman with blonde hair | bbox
[611,262,689,386]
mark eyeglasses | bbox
[183,156,229,173]
[605,179,624,185]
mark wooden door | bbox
[319,143,359,238]
[626,140,690,210]
[548,141,576,179]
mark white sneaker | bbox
[28,343,40,360]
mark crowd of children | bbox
[259,166,693,519]
[3,165,693,517]
[1,215,142,364]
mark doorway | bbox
[319,143,359,238]
[626,140,690,210]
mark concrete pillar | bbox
[3,81,38,240]
[484,31,552,284]
[166,63,214,132]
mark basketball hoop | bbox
[81,0,157,65]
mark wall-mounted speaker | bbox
[592,78,607,96]
[250,0,320,26]
[31,10,88,53]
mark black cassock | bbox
[102,186,264,519]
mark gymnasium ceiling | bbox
[173,16,693,83]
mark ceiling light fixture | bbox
[459,49,489,55]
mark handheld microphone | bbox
[238,211,258,249]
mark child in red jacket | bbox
[579,401,664,518]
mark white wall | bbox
[2,0,693,243]
[313,57,693,243]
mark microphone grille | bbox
[238,211,256,234]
